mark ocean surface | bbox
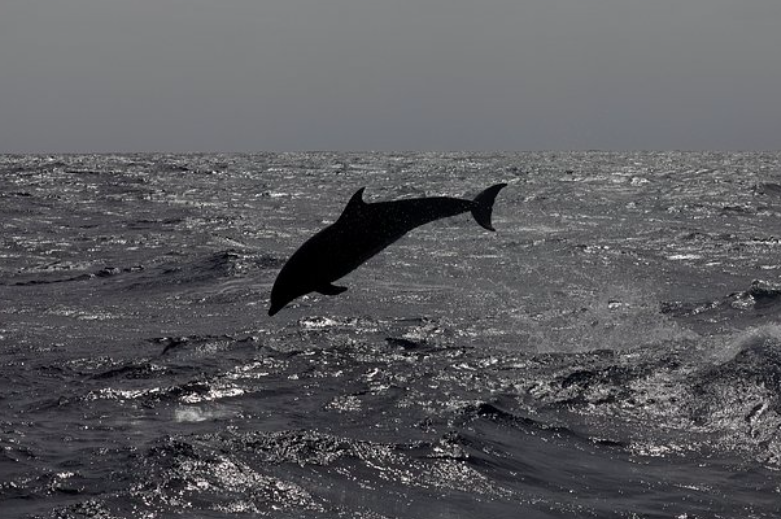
[1,152,781,518]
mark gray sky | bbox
[1,0,779,152]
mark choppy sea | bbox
[2,152,781,518]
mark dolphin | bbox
[268,183,507,316]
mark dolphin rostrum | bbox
[268,183,507,316]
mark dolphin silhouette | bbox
[268,183,507,316]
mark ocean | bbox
[1,151,780,518]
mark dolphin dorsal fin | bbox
[339,187,366,219]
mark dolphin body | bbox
[268,183,507,316]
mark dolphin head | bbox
[268,296,286,317]
[268,278,294,316]
[268,263,311,316]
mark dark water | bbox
[1,152,781,518]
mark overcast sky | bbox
[1,1,779,152]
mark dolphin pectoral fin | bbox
[316,283,348,296]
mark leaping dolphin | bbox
[268,183,507,316]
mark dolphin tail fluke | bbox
[471,183,507,231]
